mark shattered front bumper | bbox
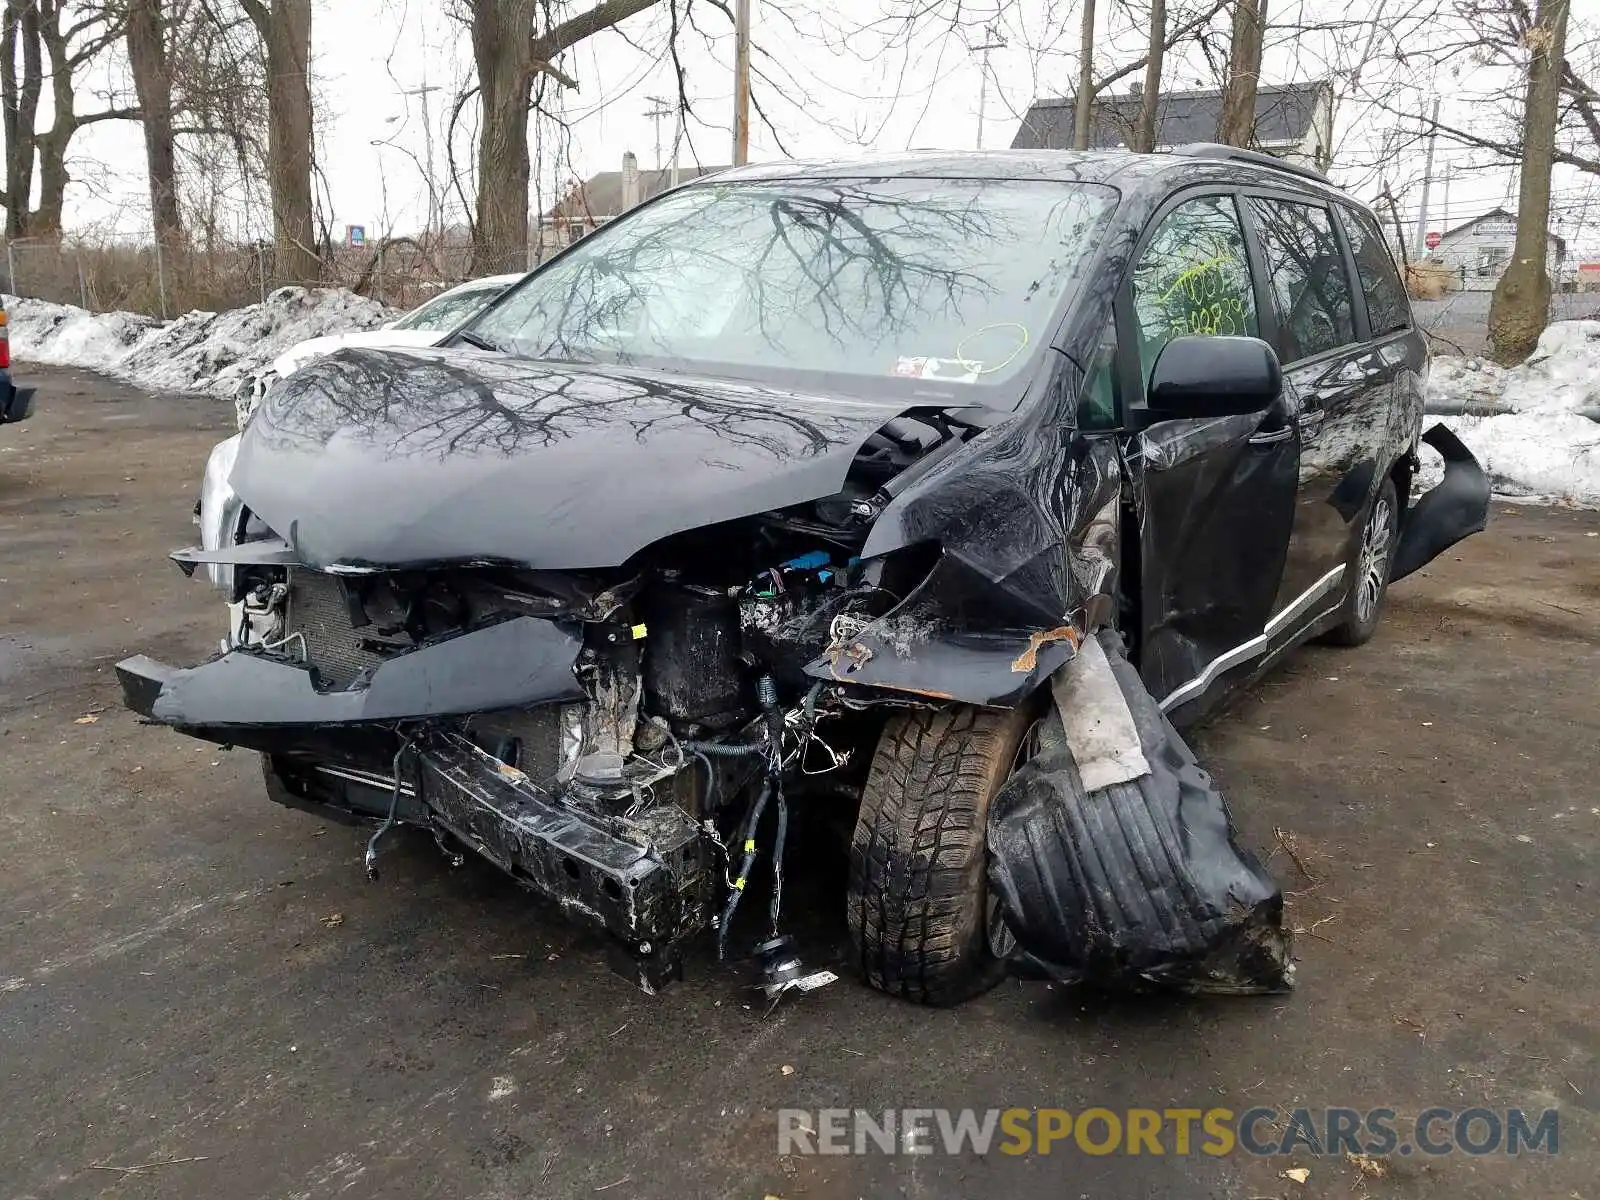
[116,629,711,985]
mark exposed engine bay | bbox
[130,409,1011,992]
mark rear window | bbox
[1246,198,1356,363]
[1340,207,1411,336]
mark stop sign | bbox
[1425,231,1442,250]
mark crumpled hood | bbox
[232,345,909,570]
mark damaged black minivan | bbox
[121,147,1489,1003]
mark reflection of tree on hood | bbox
[254,348,855,464]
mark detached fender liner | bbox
[1390,423,1490,583]
[987,631,1292,994]
[117,615,584,726]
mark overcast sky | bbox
[52,0,1600,257]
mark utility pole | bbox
[1413,94,1441,261]
[645,96,673,172]
[973,25,1006,149]
[732,0,752,166]
[1440,161,1452,241]
[402,82,442,241]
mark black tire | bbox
[1323,476,1400,647]
[848,704,1035,1005]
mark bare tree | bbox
[463,0,664,276]
[2,2,139,238]
[1489,0,1570,363]
[237,0,316,284]
[1135,0,1167,151]
[125,0,180,246]
[170,0,268,247]
[2,1,44,238]
[1387,0,1598,178]
[1073,0,1097,148]
[1217,0,1266,145]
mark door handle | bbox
[1248,425,1294,445]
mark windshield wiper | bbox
[456,330,506,353]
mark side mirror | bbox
[1142,335,1283,425]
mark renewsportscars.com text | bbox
[777,1107,1559,1158]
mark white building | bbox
[1423,208,1567,292]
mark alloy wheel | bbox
[1355,495,1394,624]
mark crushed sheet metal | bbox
[1047,632,1150,792]
[988,629,1292,995]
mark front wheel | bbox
[847,704,1036,1005]
[1323,476,1399,647]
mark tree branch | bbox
[1092,0,1230,96]
[531,0,662,61]
[77,105,142,127]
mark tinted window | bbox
[1130,194,1259,388]
[1246,198,1356,362]
[1077,326,1119,429]
[1341,207,1410,335]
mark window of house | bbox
[1477,245,1509,277]
[1245,198,1356,362]
[1130,194,1259,389]
[1340,207,1411,336]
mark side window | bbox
[1130,195,1259,389]
[1077,326,1119,429]
[1246,198,1356,362]
[1341,207,1410,336]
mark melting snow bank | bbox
[1426,320,1600,508]
[2,287,395,403]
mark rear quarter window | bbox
[1340,207,1412,336]
[1245,197,1356,363]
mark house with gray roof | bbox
[1011,80,1334,170]
[535,152,731,259]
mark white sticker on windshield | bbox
[893,356,981,383]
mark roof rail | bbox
[1167,142,1329,185]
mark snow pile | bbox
[3,286,395,403]
[1426,321,1600,507]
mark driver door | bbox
[1119,192,1301,718]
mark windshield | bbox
[393,282,513,331]
[467,177,1118,395]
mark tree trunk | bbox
[1072,0,1096,149]
[1217,0,1267,147]
[464,0,667,274]
[28,0,77,237]
[469,0,537,276]
[127,0,182,248]
[2,0,42,239]
[1135,0,1166,152]
[243,0,317,286]
[1489,0,1570,365]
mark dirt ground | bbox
[2,365,1597,1200]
